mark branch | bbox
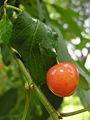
[6,5,22,12]
[59,106,90,117]
[17,59,60,120]
[21,90,30,120]
[3,0,22,16]
[4,0,8,15]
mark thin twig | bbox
[60,106,90,117]
[6,5,22,12]
[4,0,8,16]
[21,90,30,120]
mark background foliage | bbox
[0,0,90,120]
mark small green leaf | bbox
[77,64,90,86]
[77,88,90,107]
[0,15,12,44]
[54,28,72,62]
[76,37,89,49]
[79,75,90,90]
[1,44,12,65]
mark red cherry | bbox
[46,62,79,97]
[0,64,4,71]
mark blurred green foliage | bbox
[0,0,90,120]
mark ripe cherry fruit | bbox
[0,64,4,71]
[46,62,79,97]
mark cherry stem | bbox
[60,106,90,117]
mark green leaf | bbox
[77,88,90,107]
[76,37,90,49]
[21,0,39,18]
[0,15,13,44]
[77,64,90,86]
[10,12,56,85]
[0,88,18,117]
[1,44,12,65]
[50,4,81,36]
[54,27,72,62]
[79,75,90,90]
